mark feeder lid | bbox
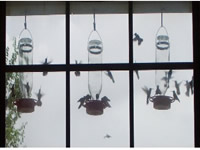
[157,35,169,40]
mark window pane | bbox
[70,71,129,147]
[132,3,192,63]
[6,72,66,147]
[134,70,194,147]
[70,2,128,64]
[6,2,66,65]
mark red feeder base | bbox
[85,100,104,116]
[152,96,173,110]
[15,98,37,113]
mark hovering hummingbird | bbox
[101,96,111,108]
[185,80,190,97]
[167,69,173,83]
[142,86,152,105]
[10,84,15,97]
[74,60,82,77]
[155,85,162,95]
[135,70,140,80]
[77,94,91,109]
[172,90,180,102]
[189,76,194,94]
[105,70,115,83]
[104,134,111,139]
[23,82,30,97]
[174,80,182,95]
[35,88,44,107]
[41,58,53,76]
[133,33,143,45]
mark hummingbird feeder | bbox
[86,13,104,115]
[14,14,37,113]
[147,12,178,110]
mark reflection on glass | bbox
[134,70,194,147]
[133,13,192,63]
[70,2,128,64]
[71,71,129,147]
[6,2,66,65]
[6,72,66,147]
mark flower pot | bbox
[85,100,104,115]
[14,98,36,113]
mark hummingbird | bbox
[142,86,152,105]
[104,134,111,139]
[172,90,180,102]
[133,33,143,45]
[101,96,111,108]
[105,70,115,83]
[189,76,194,94]
[185,80,190,97]
[77,94,91,109]
[174,80,182,95]
[135,70,140,80]
[167,69,173,83]
[155,85,162,95]
[35,88,44,107]
[74,60,81,77]
[23,82,30,97]
[96,94,99,100]
[10,84,15,97]
[41,58,53,76]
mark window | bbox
[0,1,200,148]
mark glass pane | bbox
[6,72,66,147]
[134,70,194,147]
[6,2,66,65]
[70,2,128,64]
[133,5,192,63]
[70,71,129,147]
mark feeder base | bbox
[85,100,104,115]
[15,98,37,113]
[152,96,173,110]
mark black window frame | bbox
[0,1,199,147]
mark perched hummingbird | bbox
[77,94,91,109]
[155,85,162,95]
[24,82,30,97]
[101,96,111,108]
[74,60,81,77]
[185,80,190,97]
[105,70,115,83]
[174,80,182,95]
[35,88,44,107]
[172,90,180,102]
[133,33,143,45]
[41,58,53,76]
[142,86,152,105]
